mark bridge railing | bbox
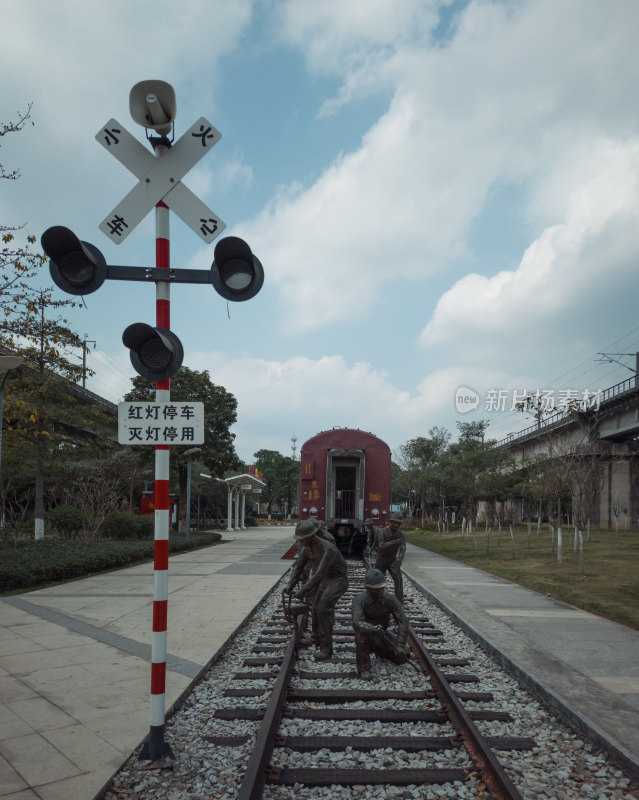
[495,374,639,447]
[598,375,638,404]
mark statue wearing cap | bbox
[285,519,348,660]
[351,568,410,680]
[309,516,336,545]
[373,514,406,602]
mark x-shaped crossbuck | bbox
[96,117,226,245]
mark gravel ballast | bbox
[103,570,639,800]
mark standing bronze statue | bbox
[285,519,348,660]
[351,568,410,679]
[362,518,379,570]
[374,514,406,601]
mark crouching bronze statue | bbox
[351,568,410,679]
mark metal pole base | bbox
[139,726,174,762]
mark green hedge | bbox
[99,512,154,539]
[0,531,223,594]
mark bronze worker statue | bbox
[285,519,348,660]
[362,517,379,570]
[308,516,337,545]
[351,568,410,680]
[374,513,406,601]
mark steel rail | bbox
[235,612,304,800]
[407,625,524,800]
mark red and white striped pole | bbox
[141,174,173,760]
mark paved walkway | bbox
[401,542,639,781]
[0,526,295,800]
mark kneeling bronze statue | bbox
[351,568,410,680]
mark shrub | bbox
[132,515,154,538]
[100,512,152,540]
[0,531,224,593]
[47,506,84,538]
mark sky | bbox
[2,0,639,465]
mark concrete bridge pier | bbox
[598,445,639,530]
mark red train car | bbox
[299,427,392,555]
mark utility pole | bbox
[81,334,96,388]
[596,352,639,387]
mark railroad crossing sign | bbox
[96,117,226,245]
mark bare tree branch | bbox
[0,103,33,181]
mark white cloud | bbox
[186,157,254,203]
[419,137,639,366]
[0,0,254,240]
[277,0,441,92]
[237,90,484,331]
[183,347,513,460]
[237,0,639,339]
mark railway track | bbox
[213,564,534,799]
[104,559,639,799]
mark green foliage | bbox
[0,531,223,593]
[1,105,118,539]
[439,420,510,518]
[393,422,516,523]
[99,512,154,540]
[253,448,298,513]
[395,427,451,517]
[46,505,84,538]
[125,367,240,535]
[1,105,43,316]
[124,367,239,476]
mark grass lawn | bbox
[405,525,639,632]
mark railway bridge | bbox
[496,375,639,528]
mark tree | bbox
[476,457,517,554]
[0,105,42,322]
[1,105,114,539]
[253,449,298,516]
[53,455,125,539]
[124,367,239,534]
[440,421,501,536]
[396,427,451,525]
[2,288,117,539]
[511,460,545,546]
[515,395,607,560]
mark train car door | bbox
[326,449,365,523]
